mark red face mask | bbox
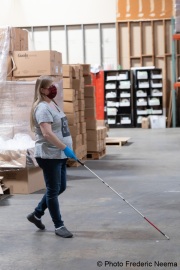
[46,85,57,99]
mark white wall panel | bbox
[67,26,83,64]
[51,27,67,63]
[0,0,116,27]
[33,27,49,50]
[101,24,117,69]
[20,23,117,67]
[84,25,100,66]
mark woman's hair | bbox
[30,75,53,131]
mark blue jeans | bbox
[34,158,67,228]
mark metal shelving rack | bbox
[104,70,133,128]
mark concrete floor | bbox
[0,128,180,270]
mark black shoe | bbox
[55,226,73,238]
[27,213,45,230]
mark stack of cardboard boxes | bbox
[63,64,107,164]
[0,27,62,81]
[1,27,63,138]
[0,27,62,194]
[63,64,87,165]
[4,27,29,80]
[84,69,107,158]
[0,27,63,137]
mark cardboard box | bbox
[10,28,21,51]
[82,133,87,145]
[63,78,72,88]
[63,65,73,77]
[2,167,45,194]
[12,76,62,82]
[0,27,25,52]
[141,117,149,129]
[81,64,91,75]
[78,99,85,111]
[97,120,106,126]
[20,29,28,51]
[87,140,100,152]
[87,129,100,141]
[97,126,107,139]
[72,65,79,79]
[72,65,83,78]
[72,79,80,91]
[63,101,78,113]
[72,134,82,148]
[66,112,79,126]
[79,110,85,123]
[84,75,92,85]
[85,108,96,119]
[78,89,84,100]
[13,50,62,77]
[84,86,95,97]
[73,144,86,159]
[12,76,39,81]
[86,119,97,130]
[69,124,80,137]
[63,89,75,101]
[55,51,63,76]
[85,97,96,108]
[80,77,84,89]
[80,122,86,134]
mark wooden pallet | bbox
[105,137,130,146]
[87,149,106,160]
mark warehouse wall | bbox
[26,24,117,68]
[0,0,117,69]
[0,0,116,26]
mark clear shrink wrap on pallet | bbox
[0,79,63,168]
[0,27,10,82]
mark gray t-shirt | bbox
[34,101,73,159]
